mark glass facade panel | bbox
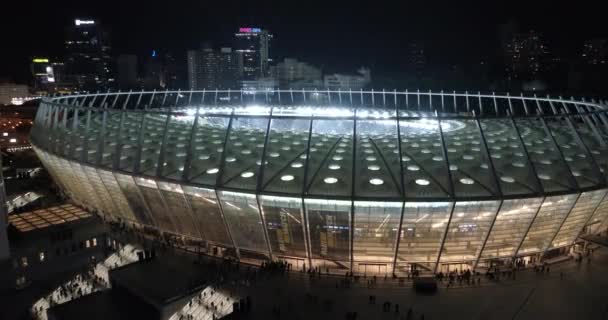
[69,162,104,212]
[514,118,577,192]
[304,198,351,263]
[186,116,230,186]
[582,192,608,235]
[306,120,354,197]
[218,191,268,253]
[517,194,578,255]
[82,165,117,216]
[182,186,231,246]
[439,200,501,262]
[399,118,451,198]
[114,172,155,226]
[96,168,138,222]
[156,181,201,239]
[133,177,178,233]
[353,201,401,264]
[480,119,541,195]
[221,117,270,190]
[479,198,543,259]
[83,110,104,164]
[550,190,606,248]
[160,113,194,180]
[397,202,452,269]
[262,118,310,194]
[355,121,401,198]
[441,120,499,197]
[260,196,307,257]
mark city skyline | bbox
[2,0,607,85]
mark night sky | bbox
[2,0,606,83]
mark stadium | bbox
[29,89,608,274]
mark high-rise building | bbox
[0,84,30,106]
[187,46,238,90]
[30,58,56,93]
[324,67,371,90]
[503,30,551,81]
[408,42,427,77]
[116,54,138,89]
[64,19,114,90]
[270,58,322,89]
[142,50,165,89]
[234,27,273,80]
[581,39,607,66]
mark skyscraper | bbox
[234,27,273,80]
[116,54,138,89]
[64,19,114,90]
[30,58,56,93]
[187,46,238,90]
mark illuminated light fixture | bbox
[500,176,515,183]
[32,58,49,63]
[415,179,430,186]
[328,164,341,170]
[75,19,95,26]
[206,168,219,174]
[291,162,303,168]
[281,175,294,182]
[369,178,384,185]
[324,177,338,184]
[459,178,475,185]
[241,171,254,178]
[407,165,420,171]
[367,165,380,171]
[538,174,551,180]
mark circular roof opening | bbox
[407,165,420,171]
[415,179,430,186]
[241,149,251,155]
[459,178,475,185]
[432,156,443,161]
[291,162,303,168]
[324,177,338,184]
[241,171,254,178]
[369,178,384,185]
[333,155,343,161]
[538,174,551,180]
[328,164,341,170]
[500,176,515,183]
[226,156,236,162]
[366,156,377,161]
[281,175,295,182]
[269,152,280,158]
[206,168,219,174]
[368,165,381,171]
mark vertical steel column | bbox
[349,108,357,271]
[441,90,445,113]
[433,202,456,273]
[429,90,433,111]
[391,201,406,275]
[416,89,421,110]
[521,94,530,115]
[215,110,235,187]
[135,90,144,109]
[405,89,409,109]
[371,89,375,106]
[300,116,315,268]
[512,196,546,259]
[453,91,457,113]
[255,107,275,260]
[473,200,504,270]
[392,94,408,273]
[214,189,240,259]
[465,91,470,113]
[478,92,483,116]
[492,92,498,115]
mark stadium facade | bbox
[30,89,608,273]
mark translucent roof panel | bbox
[262,118,311,194]
[117,112,143,172]
[139,113,168,176]
[186,116,230,186]
[480,119,541,195]
[441,119,499,197]
[160,113,195,180]
[306,119,354,198]
[221,116,270,190]
[399,118,451,198]
[355,120,401,199]
[513,118,577,192]
[545,116,601,188]
[571,114,608,182]
[99,110,122,167]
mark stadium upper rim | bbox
[31,89,608,202]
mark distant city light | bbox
[239,27,261,33]
[32,58,49,63]
[75,19,95,26]
[152,50,157,57]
